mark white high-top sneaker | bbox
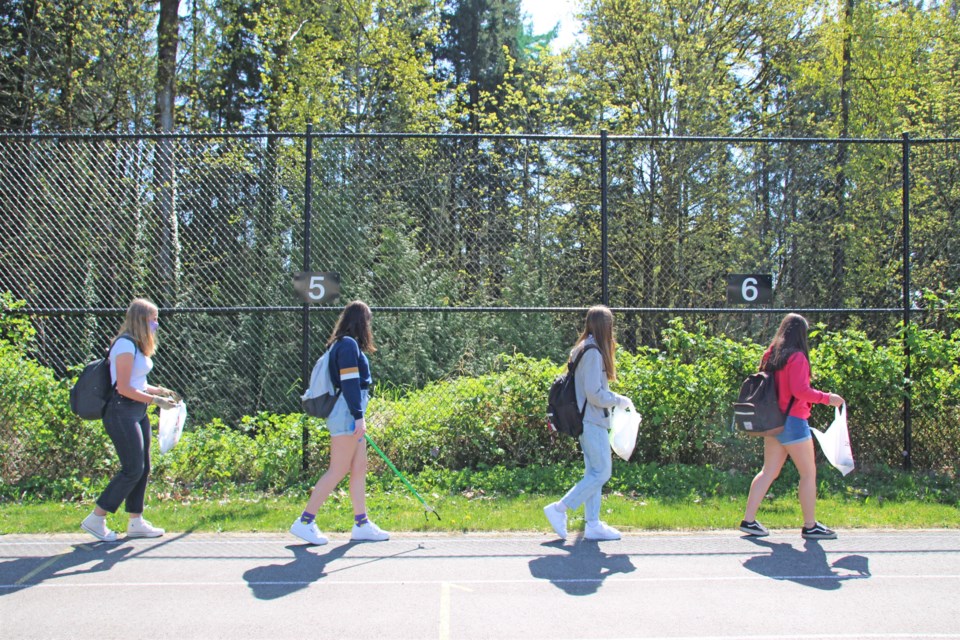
[81,513,117,542]
[126,517,165,538]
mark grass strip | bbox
[3,491,958,536]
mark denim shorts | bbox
[325,389,369,437]
[776,415,812,446]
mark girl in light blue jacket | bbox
[544,305,631,541]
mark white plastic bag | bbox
[158,401,187,454]
[812,403,854,476]
[609,400,641,461]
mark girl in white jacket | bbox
[544,305,631,541]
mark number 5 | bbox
[308,275,326,300]
[741,277,758,302]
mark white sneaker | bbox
[351,520,390,541]
[290,518,328,545]
[81,513,117,542]
[584,520,621,541]
[127,517,165,538]
[543,503,568,540]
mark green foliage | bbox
[373,352,578,473]
[813,324,906,466]
[615,319,763,466]
[0,294,115,501]
[153,413,329,492]
[4,306,960,502]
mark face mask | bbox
[149,320,159,334]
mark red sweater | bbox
[763,350,831,420]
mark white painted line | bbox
[439,582,472,640]
[586,635,960,640]
[3,573,959,590]
[0,531,957,546]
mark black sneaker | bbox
[801,522,837,540]
[739,519,770,537]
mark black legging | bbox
[96,396,151,514]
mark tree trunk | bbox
[833,0,854,308]
[154,0,181,301]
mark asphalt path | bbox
[1,530,958,640]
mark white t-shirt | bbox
[109,337,153,391]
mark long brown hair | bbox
[573,305,617,381]
[116,297,158,357]
[327,300,376,352]
[764,313,810,371]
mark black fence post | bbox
[301,123,314,471]
[600,129,609,306]
[901,131,912,471]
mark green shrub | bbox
[0,294,115,500]
[373,353,578,473]
[4,291,960,500]
[616,319,763,467]
[153,413,330,491]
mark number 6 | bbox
[742,277,758,302]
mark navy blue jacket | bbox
[328,336,371,419]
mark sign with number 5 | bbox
[293,272,341,304]
[726,274,773,304]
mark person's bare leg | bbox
[348,437,368,516]
[785,438,818,527]
[303,435,360,514]
[744,437,788,522]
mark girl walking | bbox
[740,313,844,540]
[543,305,632,541]
[81,297,180,541]
[290,300,389,545]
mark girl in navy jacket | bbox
[290,300,389,545]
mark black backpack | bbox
[547,343,599,438]
[70,335,135,420]
[732,370,794,436]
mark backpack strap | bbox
[107,333,138,356]
[326,338,341,391]
[105,333,139,394]
[783,396,796,420]
[568,343,600,414]
[568,342,599,372]
[761,352,797,420]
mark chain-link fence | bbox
[2,131,958,467]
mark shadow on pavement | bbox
[742,538,871,590]
[528,539,636,596]
[0,531,192,596]
[243,541,359,600]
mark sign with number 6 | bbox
[726,274,773,304]
[293,272,341,304]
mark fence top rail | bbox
[7,306,919,316]
[1,130,957,144]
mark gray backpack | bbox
[300,341,342,418]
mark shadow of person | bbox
[528,539,636,596]
[742,538,870,590]
[0,541,134,597]
[243,541,358,600]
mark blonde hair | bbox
[117,297,158,357]
[573,305,617,381]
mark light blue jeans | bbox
[561,421,612,523]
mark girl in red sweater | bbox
[740,313,844,540]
